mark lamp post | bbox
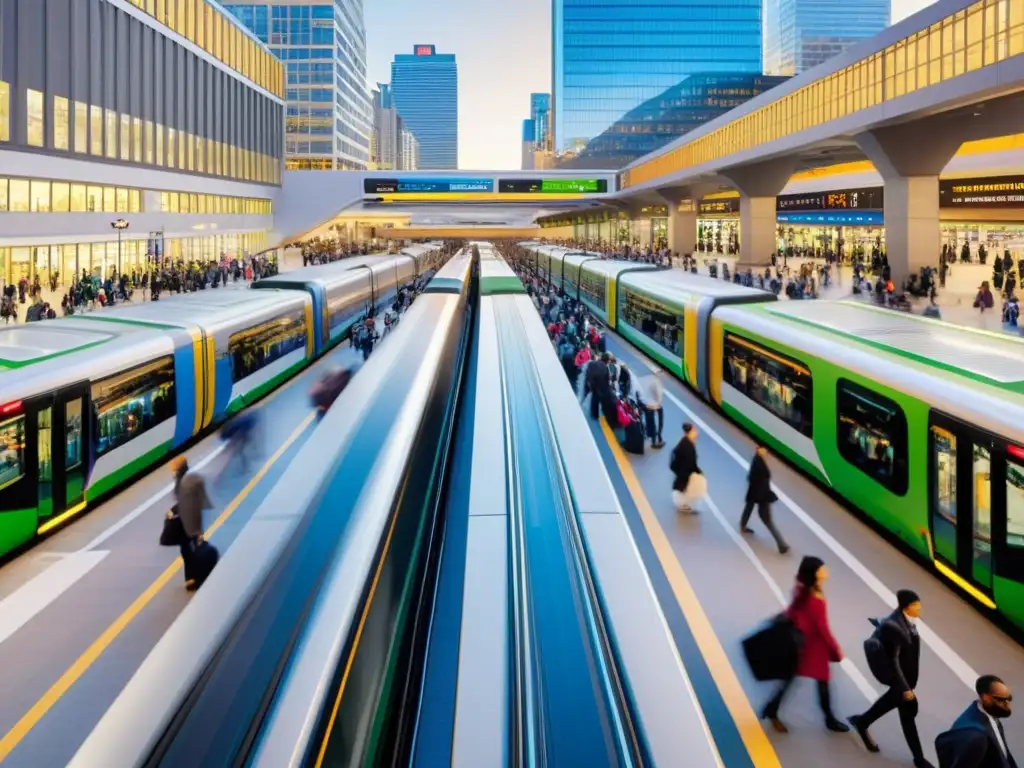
[111,219,129,276]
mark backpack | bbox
[863,617,893,685]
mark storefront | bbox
[939,175,1024,259]
[697,198,739,255]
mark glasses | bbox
[990,694,1013,704]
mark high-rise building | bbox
[0,0,282,289]
[552,0,763,161]
[764,0,890,76]
[399,124,420,171]
[372,83,419,170]
[522,119,537,170]
[390,45,458,170]
[530,93,551,152]
[225,1,373,171]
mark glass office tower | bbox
[391,46,458,170]
[765,0,890,76]
[225,1,373,170]
[552,0,763,162]
[531,93,551,152]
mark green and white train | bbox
[517,242,1024,632]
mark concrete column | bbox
[738,196,779,267]
[881,176,941,287]
[668,207,697,256]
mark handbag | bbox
[160,509,187,547]
[742,613,804,681]
[685,473,708,500]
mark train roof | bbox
[752,300,1024,391]
[255,255,414,291]
[424,251,473,294]
[479,253,525,296]
[0,319,163,371]
[578,258,658,279]
[82,288,304,330]
[619,268,773,305]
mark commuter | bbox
[618,362,632,399]
[637,370,665,448]
[975,282,995,313]
[851,589,932,767]
[761,555,849,734]
[171,456,213,591]
[936,675,1015,768]
[670,423,704,513]
[584,352,611,420]
[741,444,789,554]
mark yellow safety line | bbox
[599,419,782,768]
[0,411,317,762]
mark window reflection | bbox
[92,357,176,457]
[0,414,26,492]
[724,333,813,437]
[836,380,908,495]
[26,89,44,147]
[229,310,307,382]
[620,286,682,355]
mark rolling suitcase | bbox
[191,540,220,588]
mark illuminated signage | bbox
[777,187,883,212]
[941,175,1024,207]
[414,45,435,56]
[698,199,739,215]
[776,211,884,226]
[363,178,494,194]
[498,178,607,194]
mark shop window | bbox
[70,184,86,212]
[229,309,307,383]
[1008,457,1024,550]
[74,102,87,153]
[723,333,813,438]
[8,179,29,212]
[26,89,44,147]
[51,182,70,213]
[620,286,682,356]
[54,96,70,151]
[836,379,908,495]
[0,413,26,493]
[0,81,9,142]
[92,357,176,457]
[90,106,103,156]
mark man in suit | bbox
[850,590,934,768]
[740,444,789,554]
[583,352,610,420]
[937,675,1015,768]
[670,423,701,514]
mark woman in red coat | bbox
[761,555,851,734]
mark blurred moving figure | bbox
[310,353,363,420]
[221,409,261,471]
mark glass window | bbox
[973,443,993,585]
[103,186,116,213]
[0,414,26,492]
[620,286,682,356]
[85,185,102,212]
[54,96,70,150]
[29,180,50,212]
[129,189,141,213]
[229,309,307,383]
[90,105,103,156]
[51,182,70,213]
[26,89,44,147]
[74,101,87,153]
[92,357,176,457]
[156,123,164,166]
[120,114,131,161]
[132,117,142,162]
[105,109,117,159]
[167,128,176,169]
[836,379,908,495]
[0,81,9,142]
[116,187,129,212]
[930,424,958,563]
[70,184,86,212]
[1008,455,1024,549]
[0,180,7,211]
[144,120,154,164]
[723,333,813,438]
[579,270,607,310]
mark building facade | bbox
[390,45,457,170]
[398,124,419,171]
[552,0,763,157]
[764,0,890,76]
[522,118,537,169]
[372,84,398,169]
[530,92,551,152]
[225,0,372,170]
[0,0,283,287]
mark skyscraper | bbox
[225,1,373,171]
[390,45,458,170]
[552,0,763,161]
[372,83,419,170]
[522,119,537,170]
[764,0,890,76]
[530,93,551,152]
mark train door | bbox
[30,383,89,532]
[927,411,1020,606]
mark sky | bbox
[364,0,935,171]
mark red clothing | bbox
[785,586,842,681]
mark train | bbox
[516,241,1024,633]
[0,244,446,558]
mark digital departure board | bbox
[940,175,1024,207]
[777,187,883,212]
[364,178,494,194]
[498,178,608,194]
[698,199,739,215]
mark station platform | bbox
[589,328,1024,767]
[0,335,358,766]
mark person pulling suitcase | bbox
[171,456,216,591]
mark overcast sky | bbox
[364,0,936,170]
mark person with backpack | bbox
[935,674,1015,768]
[850,589,934,768]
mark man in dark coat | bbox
[740,444,788,553]
[670,423,701,513]
[936,675,1015,768]
[851,590,933,768]
[584,353,611,420]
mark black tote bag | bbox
[742,614,804,681]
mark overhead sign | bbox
[777,187,883,212]
[498,178,608,194]
[414,44,435,56]
[364,178,494,194]
[776,211,884,226]
[941,175,1024,207]
[699,199,739,215]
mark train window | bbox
[579,271,606,310]
[92,357,176,457]
[723,333,813,438]
[0,414,26,492]
[564,262,579,293]
[327,290,362,332]
[1008,458,1024,550]
[620,287,682,356]
[836,379,908,496]
[229,309,307,383]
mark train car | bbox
[253,254,419,354]
[423,248,474,295]
[572,259,657,328]
[709,300,1024,628]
